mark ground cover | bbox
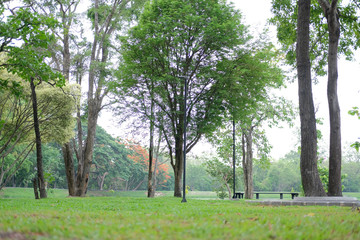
[0,188,359,239]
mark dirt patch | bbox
[154,192,165,197]
[0,232,29,240]
[0,231,48,240]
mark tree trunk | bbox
[30,78,47,199]
[32,177,39,200]
[0,170,4,189]
[321,0,342,196]
[152,132,162,192]
[296,0,326,196]
[244,130,254,199]
[99,172,108,191]
[242,130,254,199]
[61,16,77,197]
[147,99,155,197]
[126,181,129,191]
[62,143,76,196]
[75,100,99,197]
[173,138,183,197]
[224,176,232,200]
[132,179,145,191]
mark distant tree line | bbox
[2,125,172,192]
[5,136,360,195]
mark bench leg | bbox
[256,193,259,199]
[291,193,298,199]
[280,193,283,199]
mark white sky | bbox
[99,0,360,159]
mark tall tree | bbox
[26,0,146,196]
[23,0,82,195]
[296,0,326,196]
[113,0,249,197]
[0,67,78,191]
[241,97,294,199]
[209,97,294,199]
[1,2,66,198]
[271,0,360,196]
[317,0,341,196]
[30,78,47,198]
[207,35,292,199]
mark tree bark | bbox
[75,100,100,196]
[296,0,326,196]
[147,99,155,197]
[62,143,76,196]
[224,175,232,200]
[152,131,162,192]
[242,130,254,199]
[60,10,77,196]
[241,130,254,199]
[30,78,47,199]
[132,179,145,191]
[32,177,39,200]
[173,137,183,197]
[318,0,342,196]
[99,172,108,191]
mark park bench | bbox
[233,192,299,199]
[233,192,244,199]
[254,192,299,199]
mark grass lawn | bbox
[0,188,359,239]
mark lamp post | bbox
[181,75,188,203]
[232,119,236,199]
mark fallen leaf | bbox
[305,213,315,217]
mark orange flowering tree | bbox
[120,139,171,191]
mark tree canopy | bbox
[0,63,79,190]
[111,0,289,197]
[270,0,360,76]
[0,2,64,95]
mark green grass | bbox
[0,188,219,199]
[343,192,360,199]
[0,188,69,199]
[0,188,359,239]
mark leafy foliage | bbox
[0,3,64,93]
[270,0,360,76]
[203,157,241,199]
[349,107,360,151]
[0,65,79,190]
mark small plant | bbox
[215,186,228,199]
[185,185,190,194]
[44,172,55,194]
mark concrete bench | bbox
[254,192,299,199]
